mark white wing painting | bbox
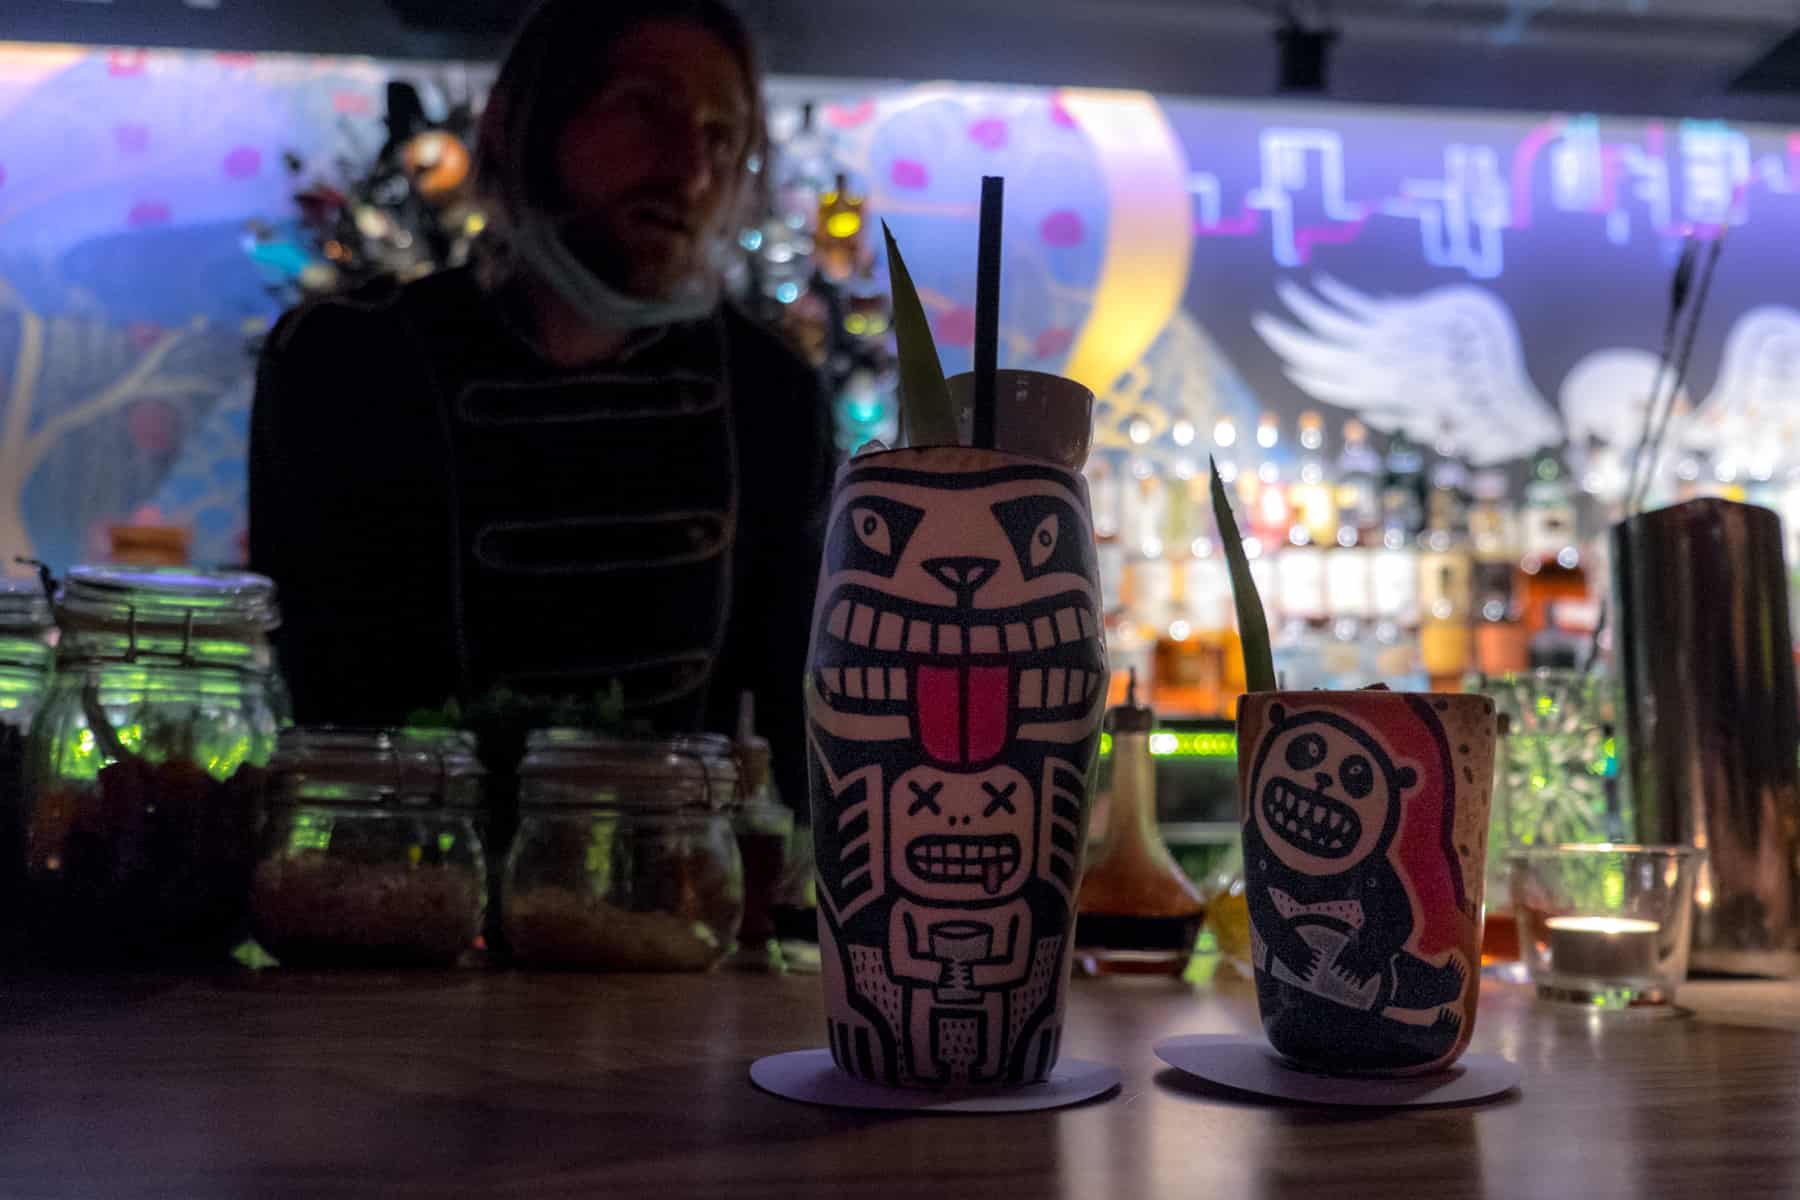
[1558,348,1672,501]
[1252,276,1564,466]
[1684,306,1800,471]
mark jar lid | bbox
[519,730,740,813]
[0,580,52,634]
[58,566,279,633]
[271,727,484,808]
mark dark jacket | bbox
[249,265,830,809]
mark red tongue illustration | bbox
[916,664,1012,765]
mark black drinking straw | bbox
[973,176,1004,450]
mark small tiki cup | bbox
[806,446,1107,1089]
[1237,691,1497,1076]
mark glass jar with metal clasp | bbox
[253,727,487,967]
[23,567,282,964]
[0,580,54,927]
[504,731,744,971]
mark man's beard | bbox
[558,214,704,303]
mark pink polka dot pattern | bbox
[935,306,976,347]
[968,118,1008,151]
[890,158,929,190]
[1034,327,1074,359]
[1049,96,1078,128]
[1040,209,1085,248]
[127,201,171,228]
[223,146,262,180]
[827,100,875,129]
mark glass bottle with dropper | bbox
[1075,669,1208,976]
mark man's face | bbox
[550,19,751,300]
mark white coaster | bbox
[751,1049,1121,1114]
[1154,1034,1521,1108]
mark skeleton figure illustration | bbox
[806,451,1105,1088]
[1242,702,1470,1059]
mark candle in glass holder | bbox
[1546,915,1659,980]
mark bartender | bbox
[249,0,830,809]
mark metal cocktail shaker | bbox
[1612,498,1800,977]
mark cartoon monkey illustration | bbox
[1242,704,1467,1034]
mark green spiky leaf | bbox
[883,221,956,447]
[1210,457,1276,694]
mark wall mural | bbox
[3,44,1799,573]
[826,88,1800,493]
[0,43,481,570]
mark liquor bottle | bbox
[1126,553,1175,644]
[1469,469,1527,676]
[1381,429,1427,544]
[815,172,866,283]
[1161,460,1204,553]
[1425,439,1470,541]
[1211,418,1241,494]
[1125,459,1166,557]
[1276,521,1328,692]
[1419,446,1474,688]
[1291,410,1339,547]
[1087,455,1121,543]
[1249,414,1291,547]
[1364,618,1429,692]
[1076,672,1208,975]
[1518,447,1586,638]
[1419,561,1474,689]
[1154,545,1229,718]
[1335,419,1382,548]
[1186,537,1248,717]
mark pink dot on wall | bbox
[936,306,976,347]
[1040,209,1085,248]
[127,400,181,455]
[115,124,151,154]
[1049,96,1078,129]
[0,164,8,190]
[968,118,1008,151]
[1034,327,1075,359]
[223,146,262,180]
[890,158,929,190]
[826,100,875,129]
[128,201,171,228]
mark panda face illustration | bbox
[1249,707,1418,878]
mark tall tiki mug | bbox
[806,446,1107,1089]
[1237,691,1496,1076]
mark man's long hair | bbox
[473,0,767,286]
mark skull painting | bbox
[1238,691,1496,1076]
[806,446,1106,1089]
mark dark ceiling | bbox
[9,0,1800,121]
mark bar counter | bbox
[3,965,1797,1198]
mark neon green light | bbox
[1098,730,1237,760]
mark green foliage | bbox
[883,222,955,447]
[1209,458,1276,694]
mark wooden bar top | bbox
[2,963,1797,1198]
